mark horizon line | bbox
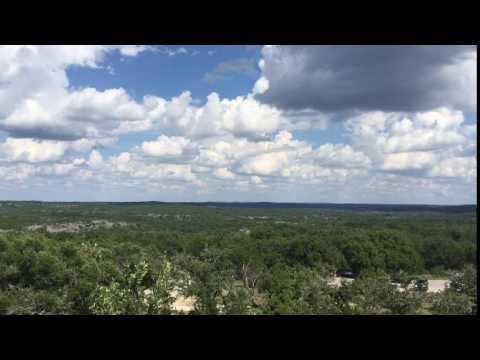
[0,200,476,207]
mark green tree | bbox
[431,291,472,315]
[178,248,235,315]
[384,289,424,315]
[449,265,476,300]
[89,258,179,315]
[346,271,398,314]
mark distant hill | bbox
[160,202,477,213]
[64,201,477,213]
[2,201,473,214]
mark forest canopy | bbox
[0,202,476,315]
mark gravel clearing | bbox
[329,277,450,293]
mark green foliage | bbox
[0,202,476,315]
[449,265,477,300]
[260,265,338,314]
[0,287,70,315]
[89,258,179,315]
[221,283,257,315]
[345,272,398,314]
[431,291,472,315]
[429,266,477,315]
[384,289,424,315]
[178,248,237,315]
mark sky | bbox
[0,45,477,204]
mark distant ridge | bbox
[1,201,476,213]
[112,202,477,213]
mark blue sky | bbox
[66,45,264,158]
[0,45,476,203]
[67,45,261,101]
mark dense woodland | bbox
[0,201,476,315]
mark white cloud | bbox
[141,135,190,157]
[110,152,132,172]
[0,46,317,145]
[0,138,67,163]
[64,87,145,123]
[380,129,465,154]
[73,158,86,166]
[376,108,467,154]
[279,164,366,183]
[314,144,371,168]
[252,76,269,95]
[239,151,291,176]
[114,91,288,140]
[346,108,476,180]
[51,163,76,176]
[213,167,235,180]
[0,164,37,183]
[146,92,285,140]
[0,45,476,204]
[250,175,263,184]
[163,47,188,56]
[118,45,152,57]
[133,163,197,182]
[193,130,311,170]
[428,156,476,180]
[69,137,116,152]
[87,150,103,168]
[382,151,436,171]
[0,45,151,141]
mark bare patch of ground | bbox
[328,277,354,287]
[170,289,196,313]
[394,279,450,293]
[239,228,251,235]
[426,279,450,293]
[146,213,170,218]
[329,277,450,293]
[25,220,131,233]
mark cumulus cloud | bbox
[0,46,307,144]
[1,86,146,141]
[143,91,286,140]
[0,164,38,183]
[314,144,371,168]
[224,130,370,185]
[0,45,151,140]
[252,76,269,95]
[239,151,292,176]
[110,152,132,173]
[345,108,476,180]
[64,88,145,124]
[213,167,235,179]
[0,138,68,163]
[250,175,263,184]
[256,45,477,113]
[193,130,311,169]
[118,45,153,57]
[428,156,476,180]
[376,109,467,154]
[0,45,476,204]
[141,135,190,157]
[382,151,437,171]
